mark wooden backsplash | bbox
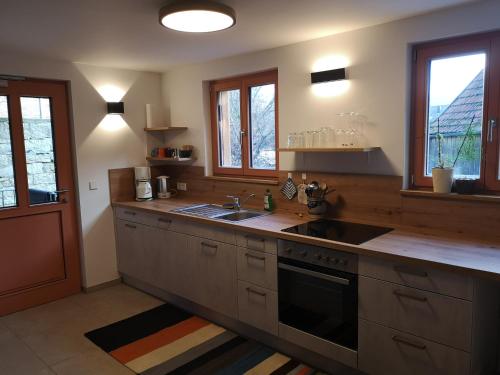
[109,165,500,242]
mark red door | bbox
[0,78,81,316]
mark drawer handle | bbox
[393,265,428,278]
[392,335,426,350]
[125,223,136,229]
[124,210,136,216]
[393,290,428,302]
[246,235,265,242]
[201,242,218,255]
[246,287,266,297]
[245,253,266,262]
[158,218,172,223]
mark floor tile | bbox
[0,328,54,375]
[51,347,134,375]
[70,284,163,324]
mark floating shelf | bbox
[144,126,188,132]
[278,147,381,153]
[146,156,196,163]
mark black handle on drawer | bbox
[201,242,218,255]
[245,253,266,262]
[393,289,428,302]
[125,223,137,229]
[392,335,426,350]
[124,210,136,216]
[246,287,267,297]
[246,235,265,242]
[393,265,428,278]
[158,218,172,223]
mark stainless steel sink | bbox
[218,210,268,222]
[172,204,268,222]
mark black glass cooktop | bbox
[282,219,393,245]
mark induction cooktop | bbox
[281,219,393,245]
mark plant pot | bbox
[454,179,477,195]
[432,168,454,193]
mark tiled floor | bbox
[0,283,164,375]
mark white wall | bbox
[0,52,162,287]
[162,0,500,181]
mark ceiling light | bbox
[159,0,236,33]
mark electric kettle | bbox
[156,175,171,199]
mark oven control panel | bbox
[278,240,358,274]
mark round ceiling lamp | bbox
[159,0,236,33]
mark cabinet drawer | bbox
[237,281,278,335]
[147,213,175,230]
[236,233,277,254]
[237,248,277,290]
[175,221,236,244]
[358,276,472,351]
[359,256,473,300]
[115,207,150,225]
[358,319,470,375]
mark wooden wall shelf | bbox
[144,127,188,132]
[278,147,381,153]
[146,156,196,163]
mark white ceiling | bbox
[0,0,475,72]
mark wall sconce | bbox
[107,102,125,115]
[311,68,347,84]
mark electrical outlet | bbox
[177,182,187,191]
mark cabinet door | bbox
[191,237,237,318]
[115,219,145,280]
[161,231,194,299]
[140,225,166,289]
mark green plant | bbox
[452,114,477,168]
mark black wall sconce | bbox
[107,102,125,115]
[311,68,347,84]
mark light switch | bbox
[89,180,98,190]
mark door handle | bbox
[246,287,266,297]
[245,253,266,261]
[393,289,428,302]
[488,118,497,143]
[392,335,426,350]
[54,189,70,194]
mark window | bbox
[210,70,278,178]
[411,31,500,192]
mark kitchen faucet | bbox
[224,193,256,211]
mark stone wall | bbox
[0,118,56,207]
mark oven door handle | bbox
[278,263,351,286]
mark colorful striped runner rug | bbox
[85,303,326,375]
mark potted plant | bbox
[432,119,454,193]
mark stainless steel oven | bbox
[278,240,358,351]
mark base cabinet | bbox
[190,237,237,318]
[115,219,146,281]
[358,319,469,375]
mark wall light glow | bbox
[99,114,127,132]
[312,55,350,72]
[312,80,351,98]
[98,85,126,102]
[311,55,350,97]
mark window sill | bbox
[204,175,279,185]
[401,189,500,204]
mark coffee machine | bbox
[134,167,153,201]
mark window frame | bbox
[410,31,500,192]
[210,70,279,178]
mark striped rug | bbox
[85,304,326,375]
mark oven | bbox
[278,240,358,351]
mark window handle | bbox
[488,118,497,143]
[240,130,246,145]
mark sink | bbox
[172,204,268,222]
[218,210,268,222]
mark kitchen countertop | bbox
[113,199,500,281]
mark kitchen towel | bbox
[280,173,297,200]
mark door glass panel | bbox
[21,97,58,205]
[0,96,17,208]
[249,84,276,170]
[425,53,485,178]
[217,89,241,168]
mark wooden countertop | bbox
[113,199,500,281]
